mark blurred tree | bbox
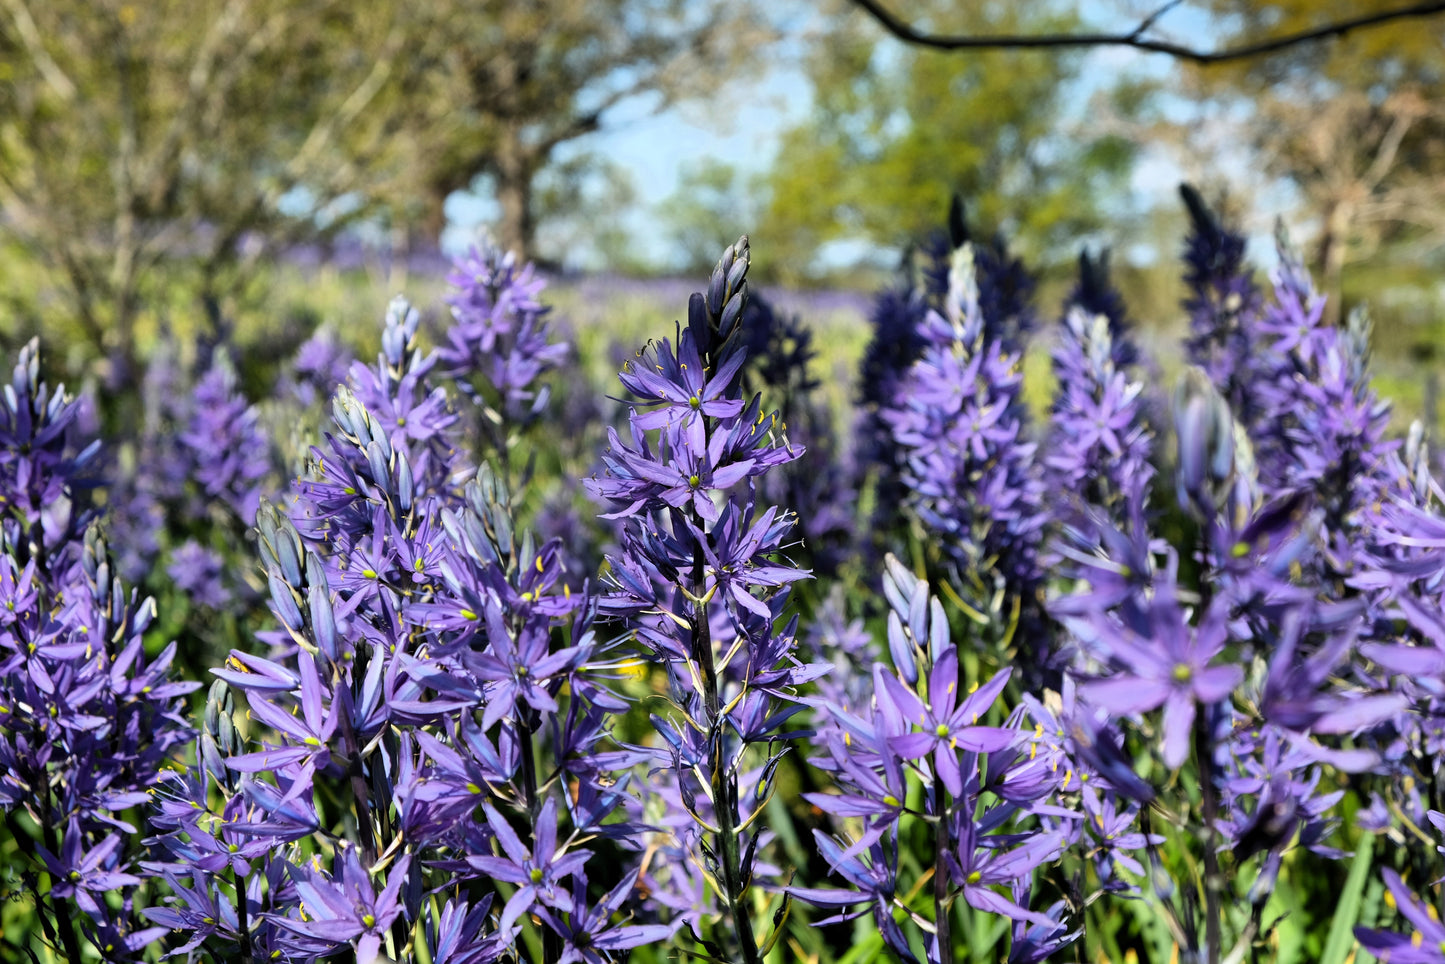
[1186,0,1445,320]
[0,0,766,370]
[0,0,420,371]
[755,0,1139,283]
[658,159,761,274]
[403,0,767,264]
[530,152,645,272]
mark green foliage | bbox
[0,0,417,363]
[756,0,1138,282]
[1181,1,1445,314]
[0,0,769,369]
[658,159,762,275]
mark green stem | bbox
[335,696,379,865]
[518,721,562,964]
[692,580,761,964]
[1195,707,1222,964]
[933,778,955,964]
[234,866,254,963]
[3,810,59,952]
[37,801,84,964]
[686,244,759,962]
[1197,522,1222,964]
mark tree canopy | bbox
[0,0,417,364]
[0,0,763,364]
[1183,0,1445,314]
[753,1,1137,282]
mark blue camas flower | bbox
[1,342,196,962]
[882,244,1046,608]
[586,238,818,964]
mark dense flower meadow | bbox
[4,187,1445,964]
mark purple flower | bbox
[788,832,917,964]
[180,352,269,526]
[167,539,232,610]
[39,824,143,917]
[290,323,355,406]
[882,653,1016,797]
[272,848,411,962]
[880,244,1046,613]
[1008,899,1078,963]
[621,330,746,442]
[1356,869,1445,964]
[535,871,677,964]
[440,242,569,429]
[224,651,340,773]
[468,798,590,933]
[427,898,505,964]
[1077,591,1242,768]
[1046,258,1153,521]
[951,817,1067,928]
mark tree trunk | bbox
[1315,197,1353,328]
[494,122,536,260]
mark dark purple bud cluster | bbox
[1179,184,1269,435]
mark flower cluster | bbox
[797,554,1085,963]
[139,267,647,963]
[881,243,1046,635]
[1043,190,1412,961]
[0,340,197,962]
[440,240,570,454]
[586,238,824,962]
[1045,250,1153,525]
[1250,232,1397,577]
[107,342,274,641]
[12,180,1445,964]
[741,291,857,574]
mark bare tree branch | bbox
[0,0,76,100]
[847,0,1445,64]
[286,26,403,182]
[1128,1,1185,41]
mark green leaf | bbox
[836,929,885,964]
[1260,862,1304,964]
[1320,834,1374,964]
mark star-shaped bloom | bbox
[1355,869,1445,964]
[620,329,745,450]
[1077,591,1242,768]
[39,823,143,917]
[537,870,677,964]
[882,652,1015,796]
[272,849,411,963]
[226,651,340,773]
[468,798,590,934]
